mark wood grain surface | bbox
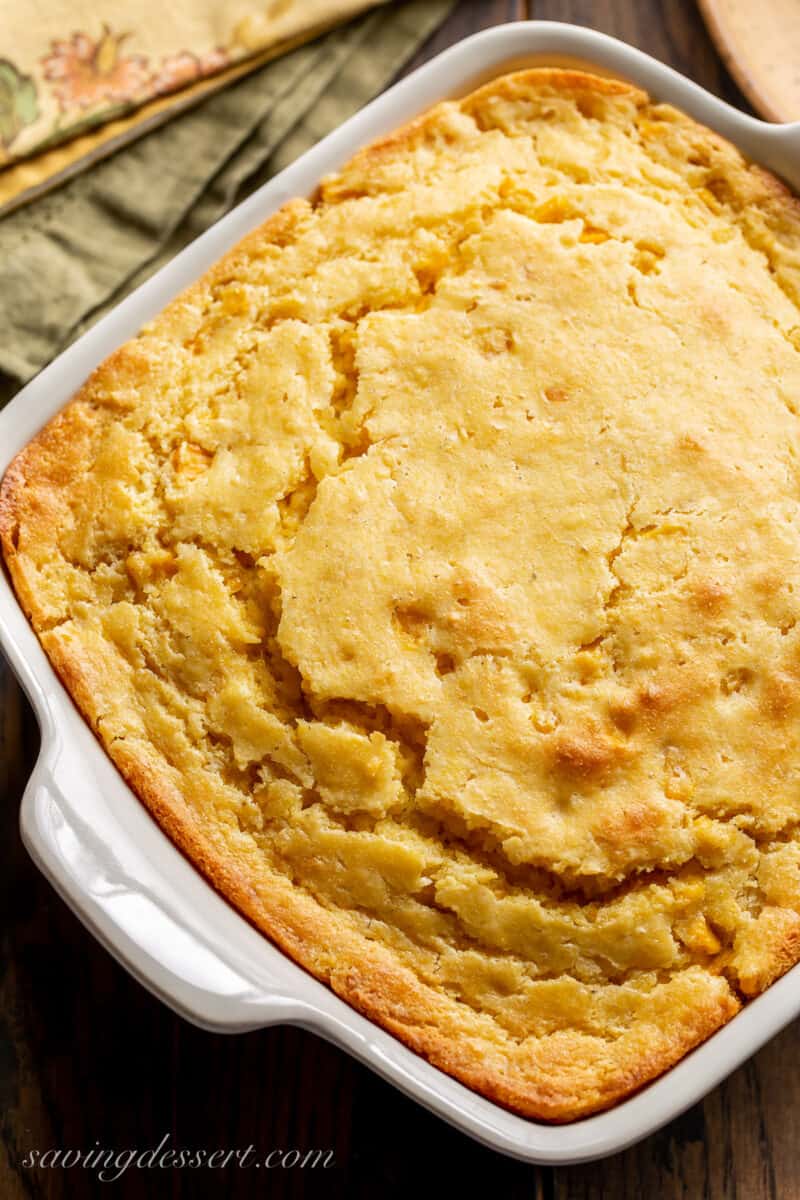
[1,2,797,1197]
[698,0,800,122]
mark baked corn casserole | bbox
[5,69,800,1120]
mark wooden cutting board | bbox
[698,0,800,121]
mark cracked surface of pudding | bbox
[5,69,800,1120]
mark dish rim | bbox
[3,19,800,1165]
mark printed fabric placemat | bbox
[0,0,455,398]
[1,0,396,212]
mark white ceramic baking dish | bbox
[3,21,800,1165]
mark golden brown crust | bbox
[31,629,743,1123]
[5,67,800,1121]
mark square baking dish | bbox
[3,21,800,1165]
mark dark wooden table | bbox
[2,2,796,1197]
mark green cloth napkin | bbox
[0,0,454,401]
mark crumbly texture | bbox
[5,69,800,1121]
